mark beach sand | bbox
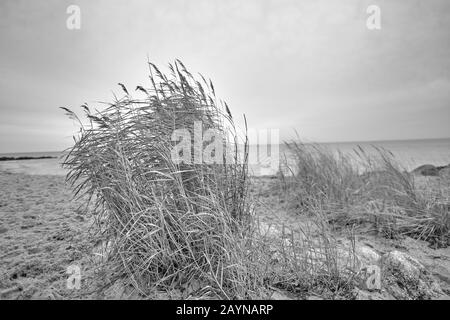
[1,171,449,299]
[0,171,128,299]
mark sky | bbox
[0,0,449,153]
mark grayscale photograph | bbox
[0,0,449,305]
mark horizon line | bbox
[1,136,450,154]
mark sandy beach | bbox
[1,168,449,300]
[0,172,89,298]
[2,0,450,306]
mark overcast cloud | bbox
[0,0,449,152]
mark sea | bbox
[0,138,449,176]
[249,138,450,176]
[323,138,450,170]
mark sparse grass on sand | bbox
[281,140,450,248]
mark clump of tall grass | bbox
[62,60,254,298]
[281,140,450,247]
[358,147,449,246]
[281,140,361,211]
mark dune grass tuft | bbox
[62,60,255,298]
[281,140,449,247]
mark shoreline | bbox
[0,161,448,178]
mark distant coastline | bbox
[0,156,57,162]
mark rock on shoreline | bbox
[411,164,450,177]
